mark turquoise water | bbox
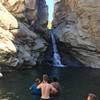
[0,66,100,100]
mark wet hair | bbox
[88,93,96,100]
[43,74,49,82]
[35,78,41,83]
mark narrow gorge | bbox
[0,1,100,100]
[0,0,100,73]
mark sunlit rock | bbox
[53,0,100,68]
[0,0,25,18]
[0,3,18,30]
[0,34,16,54]
[0,0,47,70]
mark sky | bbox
[46,0,54,22]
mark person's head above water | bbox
[43,74,49,82]
[35,78,41,85]
[87,93,96,100]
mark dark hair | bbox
[35,78,40,83]
[88,93,96,100]
[43,74,49,82]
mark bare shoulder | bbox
[37,82,43,88]
[47,83,53,88]
[40,82,44,86]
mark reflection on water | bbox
[0,66,100,100]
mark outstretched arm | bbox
[37,83,42,89]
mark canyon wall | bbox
[53,0,100,68]
[0,0,48,71]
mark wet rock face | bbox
[0,0,48,71]
[53,0,100,68]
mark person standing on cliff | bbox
[37,74,57,100]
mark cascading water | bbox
[49,30,64,67]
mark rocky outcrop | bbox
[53,0,100,68]
[37,0,48,25]
[0,0,48,71]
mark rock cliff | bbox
[0,0,48,71]
[53,0,100,68]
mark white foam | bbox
[0,73,3,78]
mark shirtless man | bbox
[37,74,57,100]
[87,93,96,100]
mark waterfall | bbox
[49,30,64,67]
